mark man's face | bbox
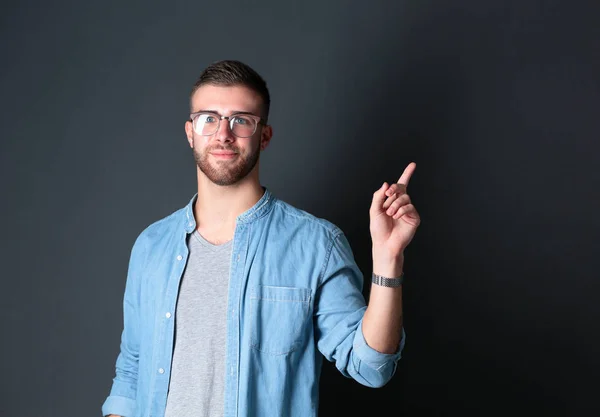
[185,84,272,186]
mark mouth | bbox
[210,151,238,159]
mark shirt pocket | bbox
[250,285,312,356]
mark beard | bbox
[193,141,261,186]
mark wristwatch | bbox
[371,272,404,287]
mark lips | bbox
[209,149,238,160]
[209,148,238,156]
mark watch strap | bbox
[371,272,404,287]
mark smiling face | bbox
[185,84,272,186]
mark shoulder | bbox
[132,205,187,252]
[271,198,344,241]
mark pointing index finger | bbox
[397,162,416,187]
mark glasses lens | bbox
[194,113,219,136]
[230,115,257,138]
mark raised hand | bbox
[369,162,421,258]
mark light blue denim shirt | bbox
[102,188,405,417]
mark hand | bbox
[369,162,421,259]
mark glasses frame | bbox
[189,111,267,138]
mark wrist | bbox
[372,248,404,277]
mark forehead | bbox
[191,84,262,114]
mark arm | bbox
[363,162,420,354]
[314,232,405,388]
[362,252,404,354]
[314,163,419,387]
[101,234,147,417]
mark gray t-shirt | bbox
[164,230,232,417]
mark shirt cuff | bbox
[353,320,406,371]
[101,395,136,417]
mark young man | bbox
[102,60,420,417]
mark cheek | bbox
[237,139,259,155]
[192,134,211,148]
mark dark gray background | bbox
[2,0,599,416]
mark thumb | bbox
[369,182,390,215]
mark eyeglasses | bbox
[189,111,266,138]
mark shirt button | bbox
[176,255,183,261]
[158,368,165,374]
[165,312,172,318]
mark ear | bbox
[260,124,273,151]
[185,120,194,148]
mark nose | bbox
[214,117,234,143]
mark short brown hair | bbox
[190,60,271,121]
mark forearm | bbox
[362,251,404,354]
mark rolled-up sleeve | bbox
[351,322,406,386]
[314,232,405,388]
[101,234,146,416]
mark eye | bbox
[233,116,250,125]
[205,115,217,123]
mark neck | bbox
[193,169,264,243]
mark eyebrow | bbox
[192,109,259,117]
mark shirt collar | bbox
[184,187,275,233]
